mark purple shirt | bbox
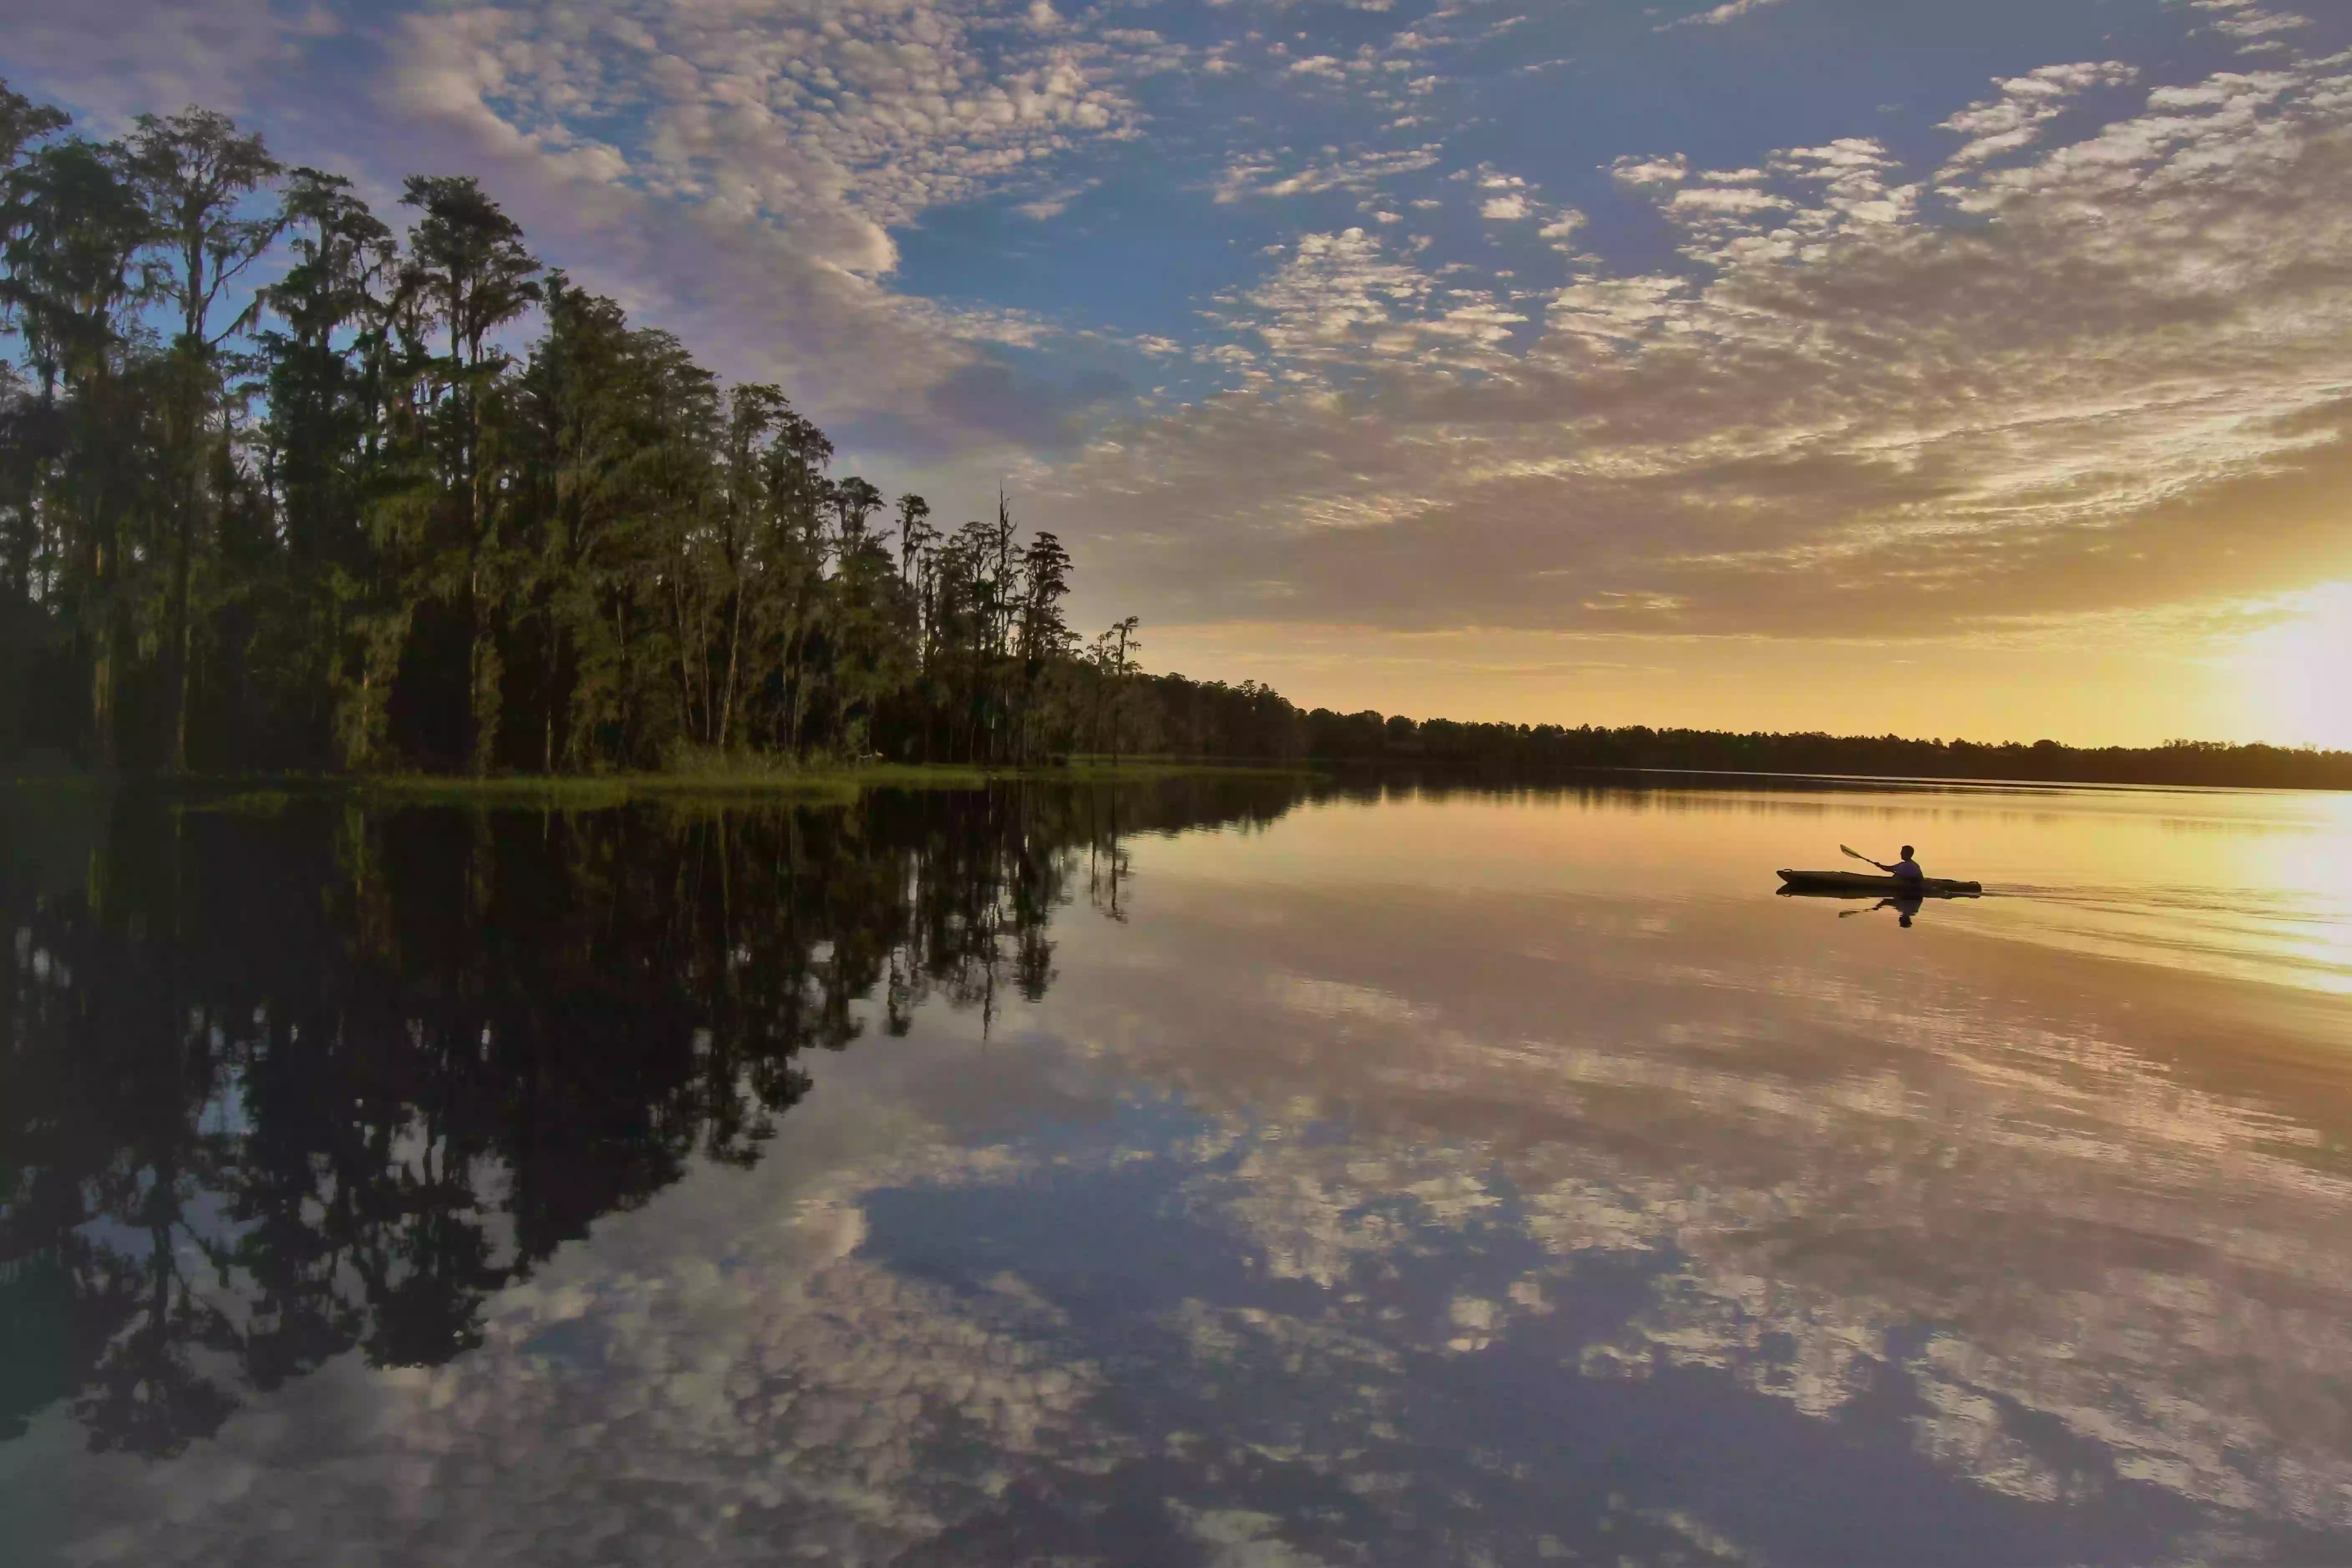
[1891,857,1923,881]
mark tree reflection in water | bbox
[0,779,1305,1457]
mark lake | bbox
[5,776,2350,1566]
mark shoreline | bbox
[5,757,2347,805]
[0,759,1318,811]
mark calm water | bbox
[5,776,2352,1566]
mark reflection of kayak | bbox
[1777,869,1983,895]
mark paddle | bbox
[1835,847,1880,913]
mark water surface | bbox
[5,777,2350,1565]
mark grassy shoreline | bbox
[356,758,1313,804]
[17,756,2340,810]
[0,758,1320,812]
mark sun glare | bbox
[2235,583,2352,750]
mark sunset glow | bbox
[2235,583,2352,751]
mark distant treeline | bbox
[1008,689,2352,793]
[1292,713,2352,791]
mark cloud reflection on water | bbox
[1080,844,2352,1550]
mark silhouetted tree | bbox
[127,106,283,770]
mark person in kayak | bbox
[1869,845,1925,885]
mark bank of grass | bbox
[148,753,1316,814]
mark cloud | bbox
[1040,51,2352,644]
[1227,228,1434,357]
[1212,145,1442,204]
[1937,61,2139,172]
[1016,178,1099,220]
[1473,167,1548,223]
[1657,0,1789,30]
[1668,185,1792,215]
[1610,152,1692,188]
[2196,0,2315,51]
[393,0,1151,262]
[0,0,322,120]
[1538,208,1588,245]
[1209,227,1528,391]
[1546,274,1688,343]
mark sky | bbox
[4,0,2350,746]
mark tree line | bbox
[1298,713,2352,791]
[0,81,1258,776]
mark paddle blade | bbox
[1839,844,1869,862]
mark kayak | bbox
[1777,869,1982,895]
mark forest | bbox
[3,78,2346,791]
[0,81,1298,776]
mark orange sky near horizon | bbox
[1146,583,2352,751]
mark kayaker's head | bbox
[1900,845,1914,859]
